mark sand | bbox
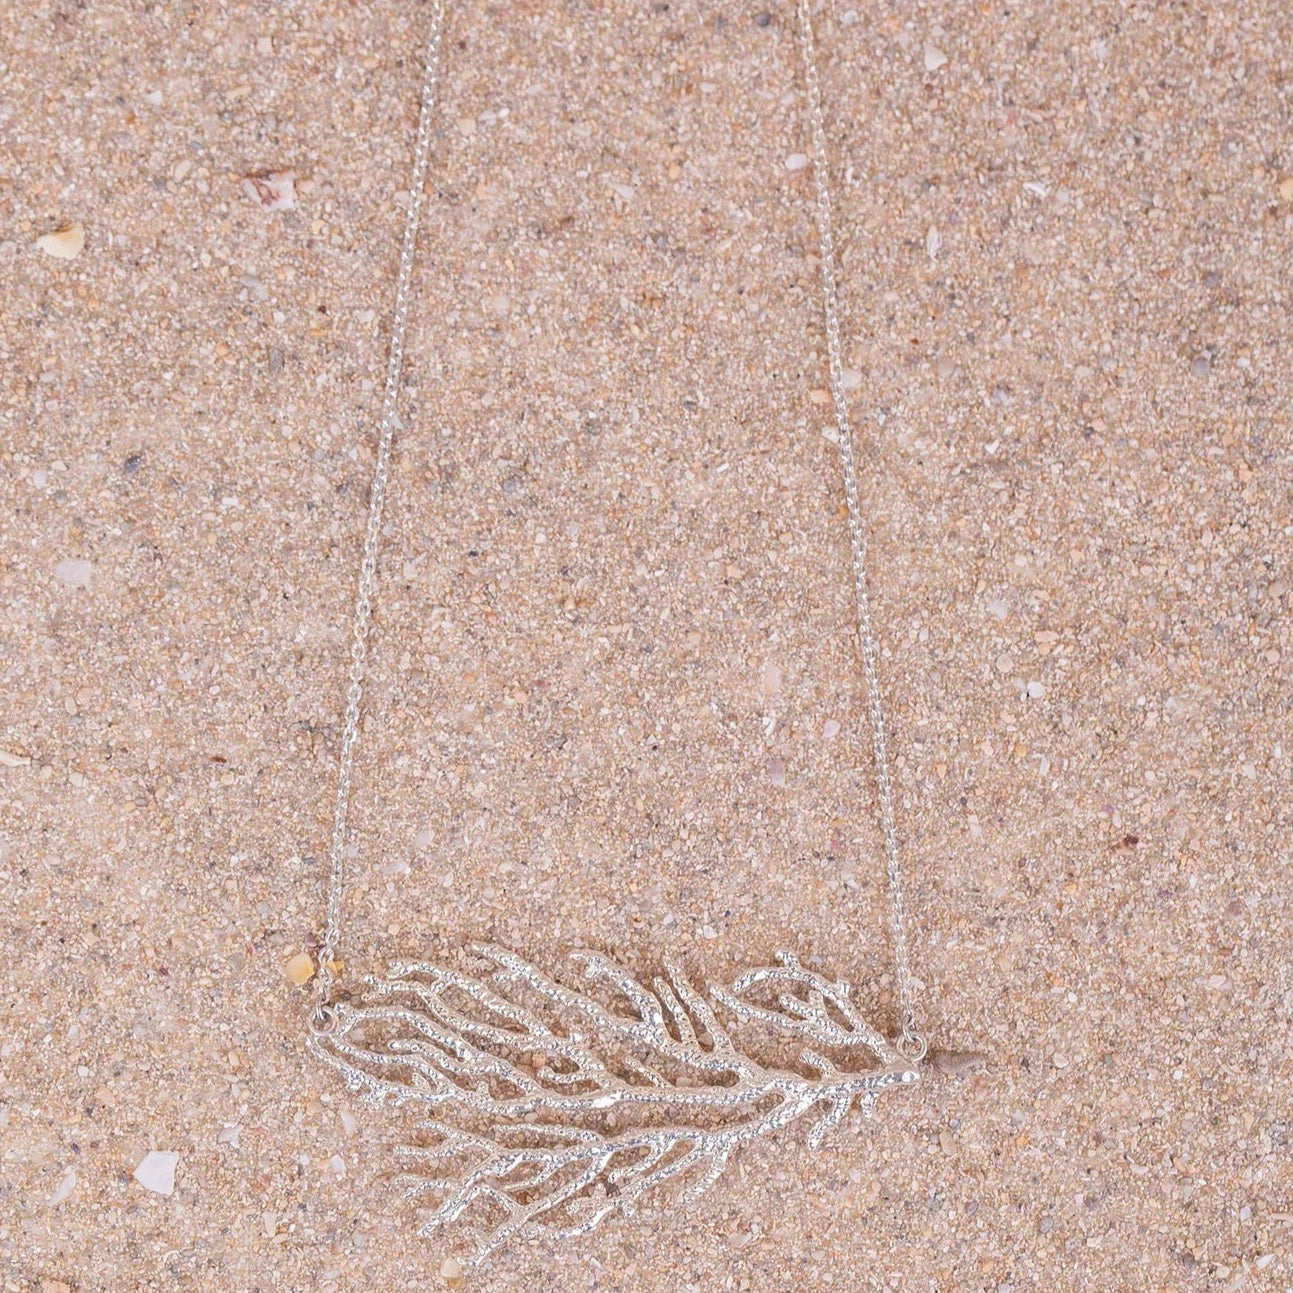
[3,1,1290,1289]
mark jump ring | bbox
[309,1003,339,1036]
[896,1031,928,1063]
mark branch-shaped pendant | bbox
[309,945,919,1264]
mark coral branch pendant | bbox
[309,944,920,1264]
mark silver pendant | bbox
[309,944,919,1264]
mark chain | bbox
[312,0,447,1030]
[794,0,925,1061]
[313,0,925,1060]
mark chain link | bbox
[794,0,925,1060]
[314,0,447,1020]
[315,0,924,1060]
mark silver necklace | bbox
[307,0,928,1264]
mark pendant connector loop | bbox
[309,1002,340,1036]
[895,1026,928,1064]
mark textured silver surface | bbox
[310,945,919,1262]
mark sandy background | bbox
[3,0,1291,1288]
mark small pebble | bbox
[327,1154,346,1178]
[785,153,809,171]
[286,952,315,985]
[50,1168,77,1205]
[242,169,296,212]
[767,757,786,788]
[36,224,85,260]
[1191,354,1211,377]
[995,653,1014,674]
[216,1124,241,1147]
[1279,176,1293,202]
[0,749,32,768]
[340,1107,358,1135]
[1026,680,1045,699]
[930,1049,989,1078]
[986,599,1009,620]
[924,44,948,72]
[55,558,92,588]
[822,719,841,739]
[133,1150,179,1195]
[441,1256,465,1285]
[239,274,268,303]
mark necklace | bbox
[307,0,928,1264]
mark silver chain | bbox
[311,0,446,1027]
[794,0,923,1059]
[313,0,925,1061]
